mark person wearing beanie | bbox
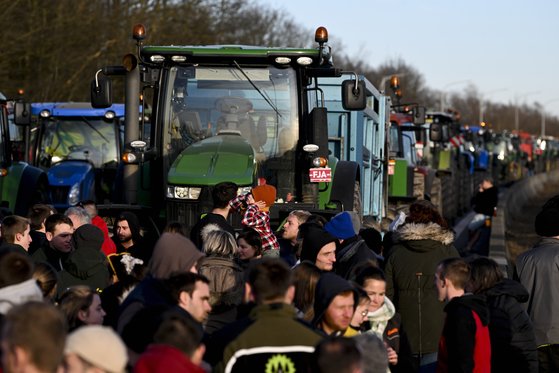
[324,212,380,279]
[300,224,337,271]
[230,184,280,256]
[516,197,559,371]
[312,272,358,335]
[65,325,128,373]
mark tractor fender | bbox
[15,164,51,216]
[329,161,360,211]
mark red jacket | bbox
[92,215,117,256]
[437,294,491,373]
[134,344,205,373]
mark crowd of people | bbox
[0,180,556,373]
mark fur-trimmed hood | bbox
[393,222,454,246]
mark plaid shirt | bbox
[230,194,279,253]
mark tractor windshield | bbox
[37,117,120,169]
[162,65,299,167]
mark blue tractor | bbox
[28,102,124,209]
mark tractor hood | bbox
[48,161,93,186]
[168,132,255,186]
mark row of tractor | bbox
[2,25,555,234]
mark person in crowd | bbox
[311,335,363,373]
[292,260,322,321]
[121,272,211,364]
[59,222,110,294]
[163,220,188,236]
[58,285,106,332]
[235,228,263,269]
[190,181,238,250]
[324,211,379,279]
[80,200,117,256]
[0,251,43,317]
[32,213,74,271]
[354,333,390,373]
[435,257,491,372]
[113,211,151,263]
[277,209,311,266]
[343,285,371,337]
[166,272,212,325]
[0,215,33,255]
[384,200,458,371]
[117,232,204,333]
[27,203,56,256]
[354,265,413,371]
[1,301,66,373]
[134,314,206,373]
[469,257,537,372]
[299,224,338,272]
[515,197,559,372]
[65,206,91,229]
[467,176,498,253]
[198,229,244,334]
[312,272,357,336]
[217,258,323,372]
[64,325,128,373]
[229,184,280,256]
[32,261,58,302]
[359,227,384,261]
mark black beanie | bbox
[312,272,358,328]
[300,226,337,263]
[535,208,559,237]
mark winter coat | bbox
[58,224,111,295]
[482,279,538,373]
[220,303,322,373]
[471,186,498,216]
[335,235,380,280]
[385,222,458,355]
[134,344,205,373]
[198,256,244,335]
[190,213,236,250]
[515,237,559,346]
[437,294,491,373]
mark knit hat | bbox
[65,326,127,373]
[325,212,357,240]
[251,184,276,211]
[535,207,559,237]
[300,225,337,263]
[312,272,358,327]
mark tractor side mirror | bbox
[13,102,32,126]
[91,76,113,108]
[342,79,366,110]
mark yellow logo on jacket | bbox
[265,354,296,373]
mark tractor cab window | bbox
[162,65,299,195]
[38,117,120,169]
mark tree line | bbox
[1,0,556,136]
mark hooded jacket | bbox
[58,224,111,294]
[437,294,491,373]
[312,272,357,332]
[335,235,379,280]
[384,222,458,355]
[482,279,538,373]
[117,233,204,333]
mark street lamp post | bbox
[541,99,559,137]
[440,80,470,111]
[479,88,507,124]
[514,91,540,131]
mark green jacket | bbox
[385,222,458,355]
[220,303,322,373]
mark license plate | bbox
[309,167,332,182]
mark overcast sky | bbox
[259,0,559,117]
